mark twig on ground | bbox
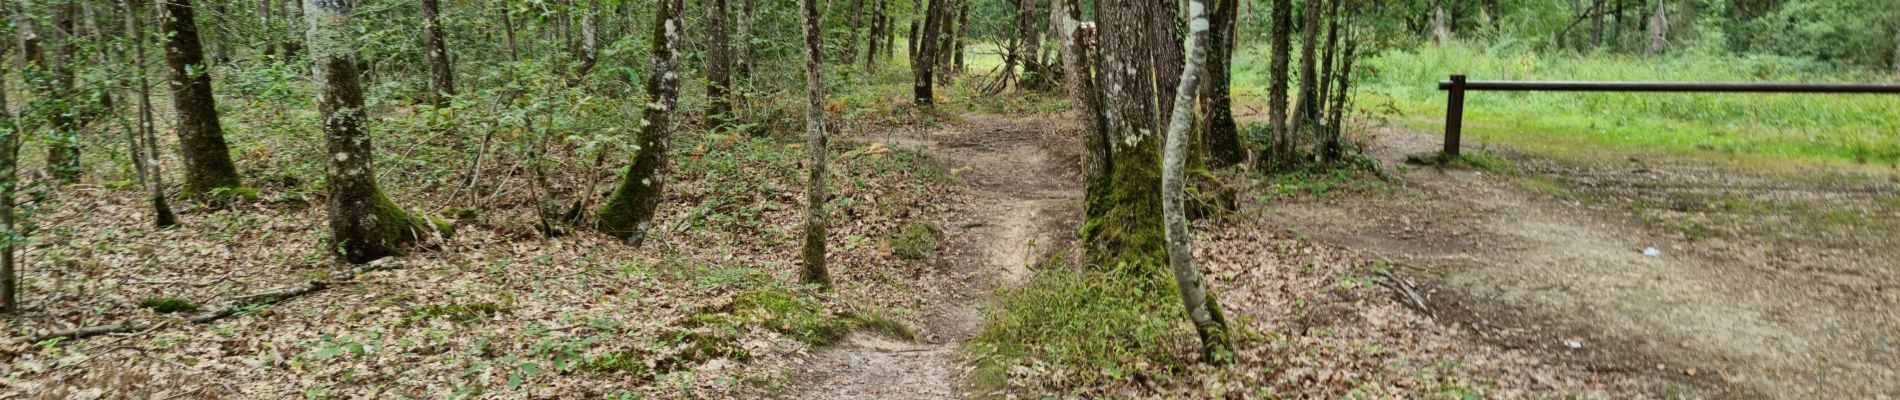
[1374,268,1436,320]
[15,261,404,344]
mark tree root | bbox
[15,261,404,344]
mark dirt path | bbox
[1264,128,1900,398]
[790,115,1082,399]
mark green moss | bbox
[684,287,914,347]
[138,297,201,314]
[405,301,511,324]
[582,350,652,378]
[969,265,1191,391]
[891,220,945,260]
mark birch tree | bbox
[1161,0,1235,363]
[305,0,448,263]
[594,0,685,246]
[800,0,833,289]
[159,0,247,198]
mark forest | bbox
[0,0,1895,398]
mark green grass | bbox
[1243,41,1900,168]
[967,254,1195,392]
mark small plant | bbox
[138,297,201,314]
[891,220,945,261]
[405,301,512,324]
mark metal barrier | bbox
[1434,75,1900,158]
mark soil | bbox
[790,114,1083,399]
[1264,127,1900,399]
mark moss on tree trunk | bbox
[306,0,449,264]
[595,0,684,246]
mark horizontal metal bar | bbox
[1435,80,1900,93]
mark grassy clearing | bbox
[1333,42,1900,168]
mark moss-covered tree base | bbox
[335,192,453,264]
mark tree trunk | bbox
[1016,0,1045,90]
[575,0,601,78]
[126,0,179,228]
[280,0,301,59]
[1083,0,1164,276]
[1266,0,1293,171]
[1162,0,1234,363]
[1294,0,1323,138]
[0,19,16,313]
[1147,0,1183,126]
[39,1,82,183]
[1590,0,1604,48]
[1893,24,1900,80]
[1054,0,1107,195]
[1201,0,1243,168]
[305,0,445,264]
[912,0,947,106]
[736,0,754,82]
[848,0,865,66]
[934,0,958,83]
[1326,23,1357,162]
[501,7,520,61]
[705,0,735,128]
[866,0,883,72]
[421,0,455,103]
[799,0,832,289]
[953,1,969,73]
[1432,0,1450,44]
[594,0,684,246]
[1316,0,1341,115]
[159,0,246,197]
[1646,0,1666,56]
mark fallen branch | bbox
[1373,268,1436,320]
[16,261,401,344]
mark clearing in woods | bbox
[1266,127,1900,398]
[792,114,1081,399]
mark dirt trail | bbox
[790,115,1081,399]
[1266,128,1900,398]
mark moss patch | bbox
[891,220,945,261]
[138,297,201,314]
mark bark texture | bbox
[911,0,948,106]
[1083,0,1167,277]
[1293,0,1323,136]
[127,0,177,228]
[306,0,446,263]
[37,1,81,183]
[576,0,601,78]
[594,0,684,246]
[799,0,833,289]
[421,0,455,103]
[1054,0,1106,192]
[159,0,246,197]
[1015,0,1045,90]
[1161,0,1235,362]
[1266,0,1294,171]
[1646,0,1667,56]
[0,32,14,312]
[1147,0,1184,126]
[1201,0,1243,168]
[705,0,734,127]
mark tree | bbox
[799,0,832,289]
[127,0,177,228]
[576,0,601,78]
[847,0,865,66]
[1161,0,1235,363]
[421,0,455,103]
[1432,0,1450,44]
[1015,0,1046,90]
[594,0,684,246]
[1082,0,1164,275]
[23,0,82,183]
[159,0,247,198]
[1201,0,1244,168]
[1266,0,1294,171]
[1294,0,1323,136]
[912,0,949,106]
[705,0,735,128]
[0,15,17,313]
[1053,0,1106,191]
[1646,0,1667,56]
[305,0,447,263]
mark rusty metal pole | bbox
[1443,74,1467,159]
